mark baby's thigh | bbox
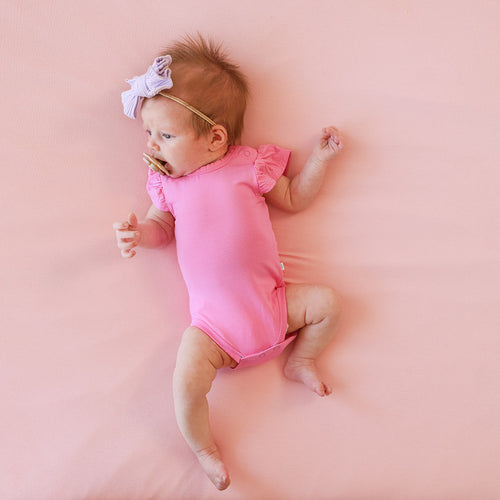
[175,326,236,379]
[173,327,236,408]
[285,284,340,333]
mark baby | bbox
[114,34,343,491]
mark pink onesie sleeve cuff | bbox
[146,169,170,211]
[254,144,291,194]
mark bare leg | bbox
[173,326,236,490]
[284,284,341,396]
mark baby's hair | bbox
[156,34,248,145]
[157,34,249,145]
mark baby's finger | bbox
[328,132,344,149]
[323,125,340,135]
[128,212,138,230]
[121,248,136,259]
[323,127,342,142]
[117,239,137,250]
[116,230,139,240]
[113,221,130,231]
[328,135,343,148]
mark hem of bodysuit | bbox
[191,284,289,369]
[234,284,289,369]
[190,318,243,365]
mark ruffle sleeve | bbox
[254,144,291,194]
[146,169,170,212]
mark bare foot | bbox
[196,446,231,491]
[284,357,332,396]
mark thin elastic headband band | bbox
[159,92,216,126]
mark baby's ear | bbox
[209,124,228,151]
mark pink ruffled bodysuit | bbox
[146,144,296,368]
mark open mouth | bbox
[142,153,172,176]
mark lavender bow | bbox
[121,56,174,119]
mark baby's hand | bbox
[113,212,141,259]
[313,126,343,163]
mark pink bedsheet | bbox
[2,1,499,498]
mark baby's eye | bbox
[162,134,172,140]
[146,130,152,136]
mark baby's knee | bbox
[175,328,213,372]
[173,329,219,397]
[320,286,342,321]
[173,352,194,394]
[173,355,214,404]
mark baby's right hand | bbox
[113,212,141,258]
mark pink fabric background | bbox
[2,1,499,498]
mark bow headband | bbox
[121,56,215,126]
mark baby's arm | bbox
[264,126,343,212]
[113,205,175,258]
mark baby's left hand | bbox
[314,126,343,162]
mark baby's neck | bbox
[198,145,229,169]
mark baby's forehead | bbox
[142,94,166,109]
[140,96,164,121]
[140,96,191,127]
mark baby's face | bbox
[141,97,213,178]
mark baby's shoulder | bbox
[228,145,258,164]
[229,144,286,163]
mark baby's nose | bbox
[147,137,160,151]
